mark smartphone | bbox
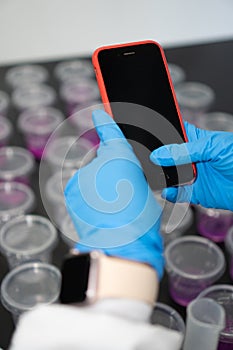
[92,40,196,191]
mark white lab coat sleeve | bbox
[9,300,183,350]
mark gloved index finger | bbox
[92,109,126,143]
[150,138,212,166]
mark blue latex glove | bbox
[65,110,164,279]
[150,121,233,211]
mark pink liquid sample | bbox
[0,177,30,186]
[0,191,27,208]
[80,130,100,147]
[63,82,100,116]
[26,134,50,159]
[197,213,233,242]
[169,276,209,306]
[19,107,64,160]
[0,141,8,147]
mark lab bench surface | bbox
[0,39,233,349]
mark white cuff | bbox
[82,298,153,322]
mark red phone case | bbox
[92,40,196,183]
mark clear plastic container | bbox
[0,146,35,184]
[45,169,76,229]
[45,136,96,173]
[1,262,61,323]
[0,182,35,229]
[18,107,64,159]
[164,235,225,306]
[154,193,194,245]
[0,116,12,147]
[196,205,233,242]
[198,284,233,350]
[5,64,48,88]
[69,101,102,146]
[224,227,233,280]
[183,297,225,350]
[197,111,233,132]
[54,59,94,83]
[60,214,79,247]
[60,79,100,115]
[0,91,10,116]
[151,302,185,347]
[0,215,58,269]
[168,63,186,87]
[12,83,56,111]
[175,81,215,125]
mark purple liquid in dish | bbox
[229,257,233,281]
[20,108,63,160]
[197,213,233,242]
[0,177,29,185]
[0,191,27,208]
[26,134,50,159]
[217,341,233,350]
[0,140,8,148]
[168,275,209,306]
[80,130,100,147]
[28,145,44,159]
[217,319,233,349]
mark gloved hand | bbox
[65,110,164,278]
[150,121,233,210]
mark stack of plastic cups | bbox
[0,262,61,323]
[196,205,233,243]
[0,215,58,269]
[0,91,10,117]
[150,302,185,349]
[183,297,225,350]
[0,182,35,229]
[175,81,215,125]
[0,146,35,185]
[5,64,49,89]
[198,284,233,349]
[12,83,56,112]
[44,169,77,229]
[18,107,64,159]
[0,116,12,147]
[164,235,225,306]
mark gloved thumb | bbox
[161,186,193,204]
[150,138,212,167]
[92,109,126,144]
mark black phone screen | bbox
[97,42,194,190]
[60,254,91,304]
